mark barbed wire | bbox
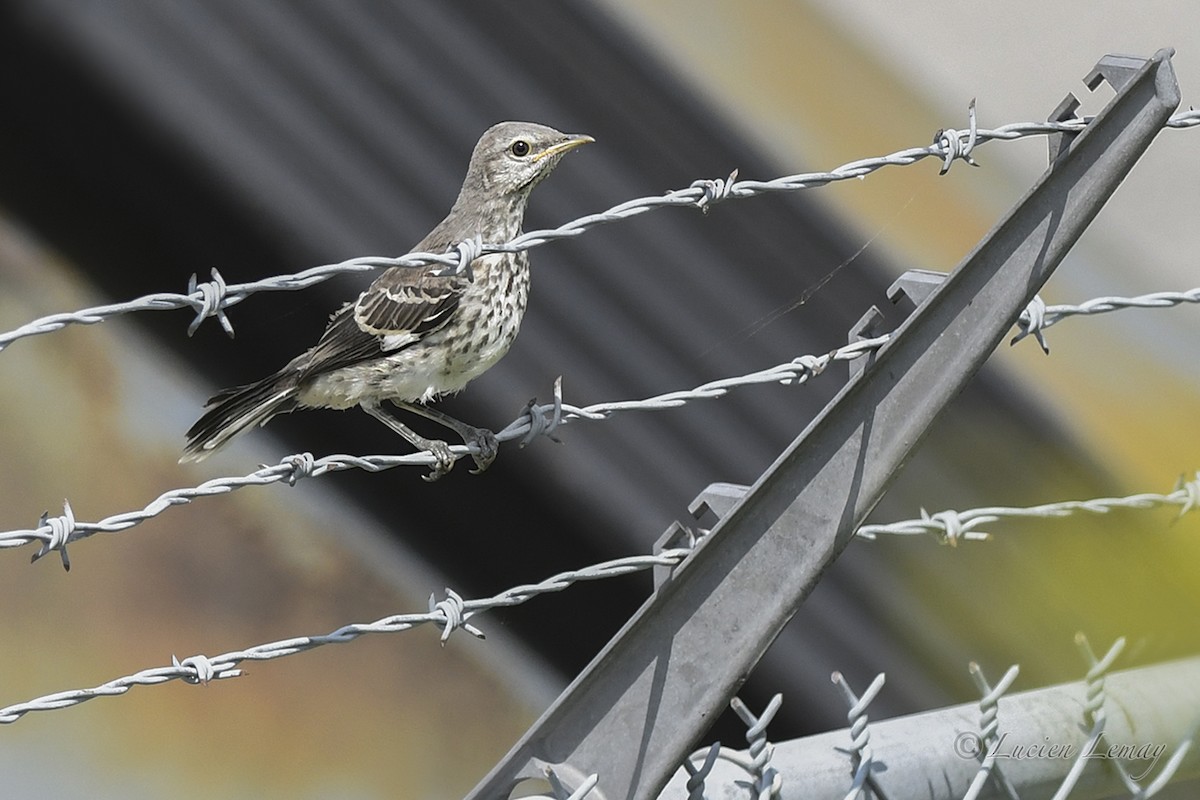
[1,107,1198,354]
[0,548,691,724]
[4,349,1196,569]
[856,471,1200,545]
[4,471,1197,723]
[1014,287,1200,351]
[0,336,888,567]
[7,267,1200,567]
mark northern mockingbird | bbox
[182,121,592,479]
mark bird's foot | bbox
[420,439,458,482]
[365,401,499,479]
[464,427,499,475]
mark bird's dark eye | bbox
[510,139,531,157]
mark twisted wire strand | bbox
[961,663,1022,800]
[3,108,1198,353]
[0,547,692,724]
[1014,287,1200,350]
[4,472,1199,724]
[682,742,723,800]
[1049,636,1127,800]
[1068,635,1196,800]
[856,471,1200,544]
[6,264,1198,563]
[0,337,887,564]
[6,453,1197,577]
[831,672,888,800]
[729,694,784,800]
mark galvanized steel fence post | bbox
[468,50,1182,800]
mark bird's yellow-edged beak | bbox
[533,134,595,163]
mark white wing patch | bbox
[352,273,461,336]
[380,332,419,352]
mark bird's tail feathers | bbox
[181,371,299,463]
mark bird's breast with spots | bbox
[405,254,530,400]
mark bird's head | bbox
[466,121,594,197]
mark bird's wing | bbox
[296,265,467,381]
[352,265,465,336]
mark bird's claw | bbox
[415,428,496,481]
[421,439,458,482]
[467,428,499,475]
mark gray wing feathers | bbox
[352,267,465,335]
[293,265,466,381]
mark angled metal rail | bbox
[469,50,1181,800]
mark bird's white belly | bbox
[384,329,515,402]
[297,340,511,409]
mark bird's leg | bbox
[360,401,457,481]
[391,401,499,475]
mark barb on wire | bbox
[934,97,980,175]
[831,672,888,800]
[1014,286,1200,352]
[2,338,886,566]
[0,256,400,352]
[519,375,565,447]
[4,106,1199,354]
[692,169,740,213]
[35,501,74,570]
[429,588,485,644]
[855,471,1200,543]
[172,653,224,685]
[185,268,235,337]
[0,547,693,724]
[1015,295,1052,353]
[961,663,1022,800]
